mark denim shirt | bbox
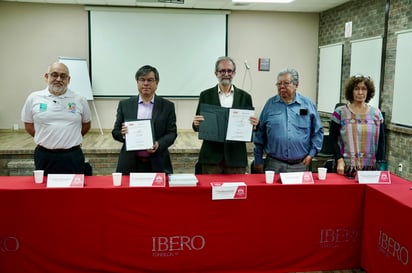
[253,93,323,165]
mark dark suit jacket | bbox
[193,85,253,167]
[112,95,177,174]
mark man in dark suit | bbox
[192,57,259,174]
[112,65,177,174]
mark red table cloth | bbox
[361,179,412,273]
[0,173,398,273]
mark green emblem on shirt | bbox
[39,103,47,112]
[68,102,76,113]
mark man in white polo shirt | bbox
[21,62,92,175]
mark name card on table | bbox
[211,182,247,200]
[279,171,314,185]
[47,174,84,188]
[129,172,166,187]
[357,171,391,184]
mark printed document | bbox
[125,120,153,151]
[226,108,255,142]
[199,103,254,142]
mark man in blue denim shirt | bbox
[253,68,323,173]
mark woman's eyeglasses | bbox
[353,74,371,80]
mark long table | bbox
[0,173,408,273]
[361,181,412,273]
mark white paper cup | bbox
[112,172,122,186]
[265,170,275,184]
[33,170,44,184]
[318,167,327,180]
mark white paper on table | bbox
[357,171,391,184]
[279,172,314,184]
[211,182,247,200]
[47,174,84,188]
[125,120,153,151]
[129,172,166,187]
[226,109,255,142]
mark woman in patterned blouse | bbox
[329,75,386,177]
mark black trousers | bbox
[34,145,85,176]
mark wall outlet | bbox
[398,163,403,172]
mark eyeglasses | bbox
[275,81,293,87]
[217,69,234,75]
[137,78,156,84]
[49,72,69,80]
[353,74,371,80]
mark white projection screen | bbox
[87,7,228,97]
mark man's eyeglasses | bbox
[275,81,293,87]
[217,69,234,75]
[137,78,156,84]
[49,72,69,80]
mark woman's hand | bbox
[336,158,345,175]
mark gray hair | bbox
[277,68,299,84]
[215,56,236,72]
[135,65,159,82]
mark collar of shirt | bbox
[218,85,234,108]
[137,96,154,120]
[138,95,155,104]
[274,92,302,105]
[46,88,74,99]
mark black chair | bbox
[317,134,334,158]
[319,102,346,173]
[250,160,259,174]
[194,161,202,174]
[84,162,93,176]
[324,159,336,173]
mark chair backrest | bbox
[334,102,346,109]
[318,134,334,157]
[324,159,335,173]
[84,162,92,176]
[321,102,346,172]
[194,161,202,174]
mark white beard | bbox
[49,84,67,96]
[220,79,231,86]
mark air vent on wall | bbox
[134,0,184,3]
[158,0,184,3]
[135,0,159,3]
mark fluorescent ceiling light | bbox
[232,0,295,3]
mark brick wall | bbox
[319,0,412,180]
[1,152,34,176]
[3,151,256,176]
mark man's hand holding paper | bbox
[226,108,255,142]
[124,120,154,151]
[198,103,255,142]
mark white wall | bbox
[0,2,318,130]
[228,11,319,117]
